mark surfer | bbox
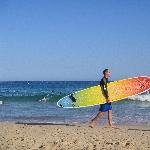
[89,69,115,128]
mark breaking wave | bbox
[0,93,66,103]
[128,91,150,102]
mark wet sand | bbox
[0,122,150,150]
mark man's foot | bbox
[89,120,97,128]
[104,124,119,129]
[109,125,119,129]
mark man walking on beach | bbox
[89,69,114,128]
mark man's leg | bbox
[89,111,104,128]
[107,110,119,129]
[108,110,112,126]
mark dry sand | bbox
[0,122,150,150]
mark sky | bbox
[0,0,150,81]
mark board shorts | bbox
[99,103,112,112]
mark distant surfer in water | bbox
[89,69,115,128]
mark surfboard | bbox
[57,76,150,108]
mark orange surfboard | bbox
[57,76,150,108]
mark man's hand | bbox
[107,97,112,103]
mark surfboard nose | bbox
[57,96,73,108]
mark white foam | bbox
[128,92,150,102]
[39,97,49,102]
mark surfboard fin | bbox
[59,104,63,107]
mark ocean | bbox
[0,81,150,125]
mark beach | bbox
[0,123,150,150]
[0,81,150,150]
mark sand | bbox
[0,122,150,150]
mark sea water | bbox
[0,81,150,125]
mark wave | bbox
[128,91,150,102]
[0,93,66,103]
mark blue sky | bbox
[0,0,150,81]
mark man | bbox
[89,69,114,128]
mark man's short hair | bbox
[103,69,109,75]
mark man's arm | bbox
[100,78,110,102]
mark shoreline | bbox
[0,122,150,150]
